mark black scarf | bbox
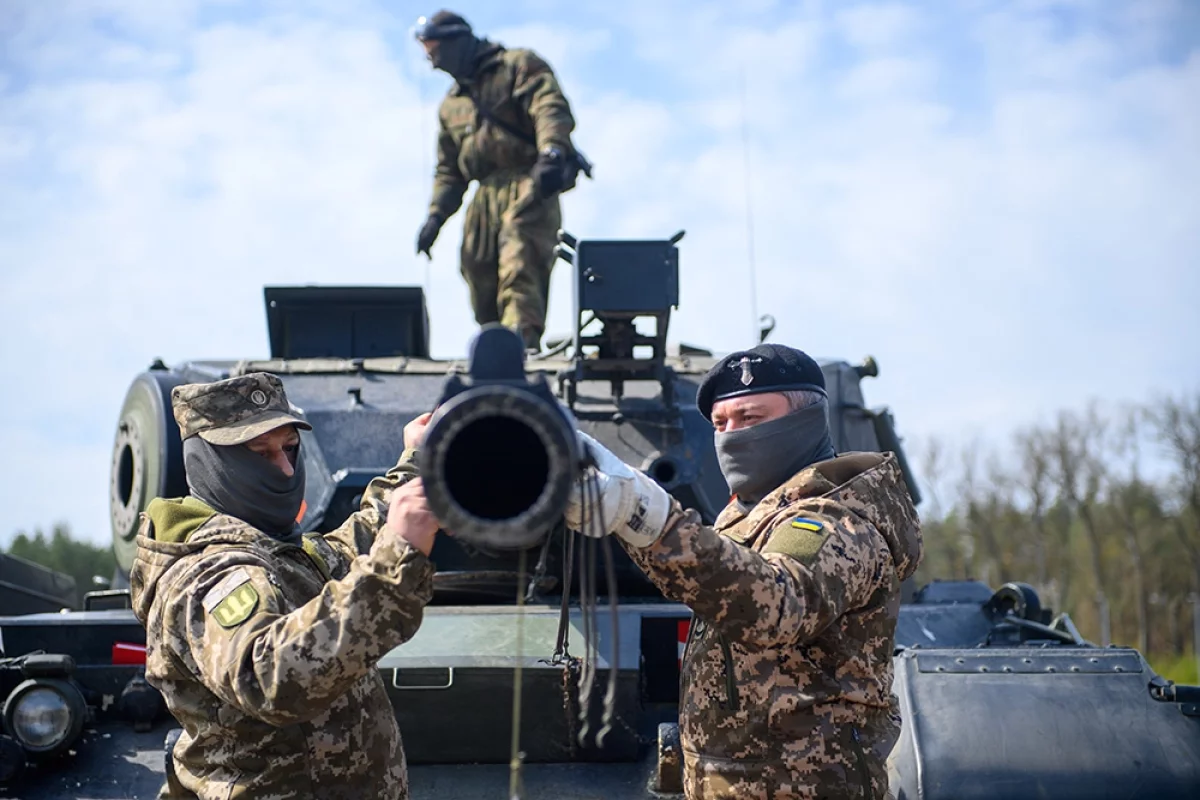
[714,398,836,506]
[432,34,481,82]
[183,436,306,541]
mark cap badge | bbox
[733,355,763,386]
[250,389,268,407]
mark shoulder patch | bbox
[763,517,830,565]
[210,583,260,629]
[201,567,252,612]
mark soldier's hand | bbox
[416,213,444,259]
[532,149,565,198]
[385,478,439,556]
[564,432,672,547]
[404,411,434,451]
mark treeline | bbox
[3,524,116,598]
[910,391,1200,682]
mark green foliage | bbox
[1150,652,1200,685]
[3,523,116,599]
[912,390,1200,664]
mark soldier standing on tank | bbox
[129,372,441,799]
[564,344,924,800]
[412,10,584,353]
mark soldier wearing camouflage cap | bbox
[412,9,586,352]
[565,344,924,799]
[129,372,442,798]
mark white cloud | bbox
[1,0,1198,548]
[836,2,923,50]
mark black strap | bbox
[467,89,537,147]
[464,87,592,178]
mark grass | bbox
[1147,652,1199,685]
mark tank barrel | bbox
[420,325,581,551]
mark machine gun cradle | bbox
[554,230,685,411]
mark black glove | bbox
[532,148,565,199]
[416,213,444,258]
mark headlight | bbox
[2,679,86,757]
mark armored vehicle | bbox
[2,231,1198,799]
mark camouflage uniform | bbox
[129,374,434,799]
[428,43,575,346]
[623,452,922,799]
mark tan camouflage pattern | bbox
[171,371,312,445]
[623,452,923,800]
[428,45,575,344]
[129,449,433,799]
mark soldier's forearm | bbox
[321,449,422,560]
[531,103,573,153]
[430,181,466,220]
[196,544,434,727]
[622,508,811,649]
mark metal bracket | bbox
[391,667,455,690]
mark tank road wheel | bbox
[110,371,188,578]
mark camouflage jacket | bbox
[129,449,433,800]
[429,43,576,219]
[624,452,922,800]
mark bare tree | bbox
[1148,392,1200,585]
[1016,425,1054,595]
[1111,405,1152,654]
[956,442,983,582]
[1050,404,1112,645]
[907,394,1199,671]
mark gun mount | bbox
[553,229,684,410]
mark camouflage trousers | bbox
[681,706,897,800]
[460,170,561,350]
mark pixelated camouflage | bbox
[429,44,575,345]
[129,449,433,799]
[622,452,923,799]
[171,372,312,446]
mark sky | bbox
[1,0,1198,548]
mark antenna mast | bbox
[739,66,760,346]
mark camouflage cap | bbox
[171,372,312,445]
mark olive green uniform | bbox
[429,44,576,346]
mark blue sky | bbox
[1,0,1198,547]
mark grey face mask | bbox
[714,398,836,506]
[183,435,306,541]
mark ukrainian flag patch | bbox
[790,517,824,532]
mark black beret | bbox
[696,343,826,421]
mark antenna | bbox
[739,66,760,348]
[418,74,433,296]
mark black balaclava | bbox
[183,435,306,542]
[714,397,836,507]
[431,33,481,82]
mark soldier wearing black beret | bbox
[695,343,834,508]
[564,343,923,799]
